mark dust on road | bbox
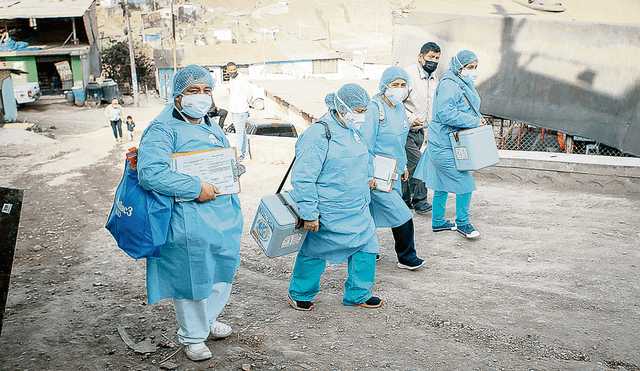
[1,103,639,371]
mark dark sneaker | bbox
[287,295,314,311]
[397,258,425,270]
[456,224,480,239]
[354,296,383,308]
[432,220,457,232]
[375,254,381,262]
[415,202,432,214]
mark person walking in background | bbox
[363,67,425,270]
[125,115,135,141]
[225,62,252,161]
[104,98,124,143]
[287,84,382,312]
[402,42,441,213]
[137,65,243,361]
[208,103,228,130]
[414,50,485,239]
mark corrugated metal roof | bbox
[0,0,95,19]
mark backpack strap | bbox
[371,97,385,125]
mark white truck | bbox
[13,81,41,104]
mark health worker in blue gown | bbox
[287,84,383,311]
[363,67,425,270]
[137,65,243,362]
[414,50,486,239]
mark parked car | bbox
[225,118,298,138]
[13,82,41,104]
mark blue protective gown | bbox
[291,111,379,264]
[414,70,481,195]
[137,104,243,305]
[362,94,414,228]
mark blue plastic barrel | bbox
[65,90,75,104]
[73,86,85,106]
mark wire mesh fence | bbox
[486,117,635,157]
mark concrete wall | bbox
[392,12,640,157]
[242,134,640,195]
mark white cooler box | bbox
[449,125,500,171]
[250,192,308,258]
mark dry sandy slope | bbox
[1,103,639,370]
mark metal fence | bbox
[487,117,635,157]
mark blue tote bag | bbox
[105,148,174,259]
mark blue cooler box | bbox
[251,192,308,258]
[449,125,500,171]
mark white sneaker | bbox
[210,321,232,339]
[184,342,212,361]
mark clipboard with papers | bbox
[171,147,241,201]
[373,154,399,193]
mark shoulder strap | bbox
[372,97,385,124]
[276,120,331,194]
[441,77,481,119]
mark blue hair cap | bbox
[172,65,215,98]
[450,50,478,72]
[379,66,409,92]
[325,83,370,113]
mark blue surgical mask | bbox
[385,87,407,104]
[180,94,213,119]
[461,69,478,82]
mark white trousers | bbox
[172,282,232,345]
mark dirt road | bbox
[1,103,639,371]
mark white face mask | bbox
[385,87,407,103]
[344,111,365,130]
[461,69,478,82]
[334,93,365,130]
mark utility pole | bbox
[171,0,177,74]
[125,1,139,107]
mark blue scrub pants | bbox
[172,282,232,345]
[288,251,376,306]
[391,219,420,265]
[432,191,472,227]
[232,112,249,160]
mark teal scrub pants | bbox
[432,191,472,227]
[288,251,376,306]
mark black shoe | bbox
[287,295,314,311]
[375,254,381,262]
[415,202,432,214]
[397,258,425,270]
[354,296,383,308]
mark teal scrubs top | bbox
[415,70,481,195]
[363,94,414,228]
[137,104,243,305]
[291,111,379,264]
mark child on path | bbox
[125,116,135,141]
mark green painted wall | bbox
[71,56,83,82]
[5,56,38,83]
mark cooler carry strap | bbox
[275,120,331,228]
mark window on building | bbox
[313,59,338,74]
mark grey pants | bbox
[402,129,429,208]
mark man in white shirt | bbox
[402,42,441,213]
[226,62,253,161]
